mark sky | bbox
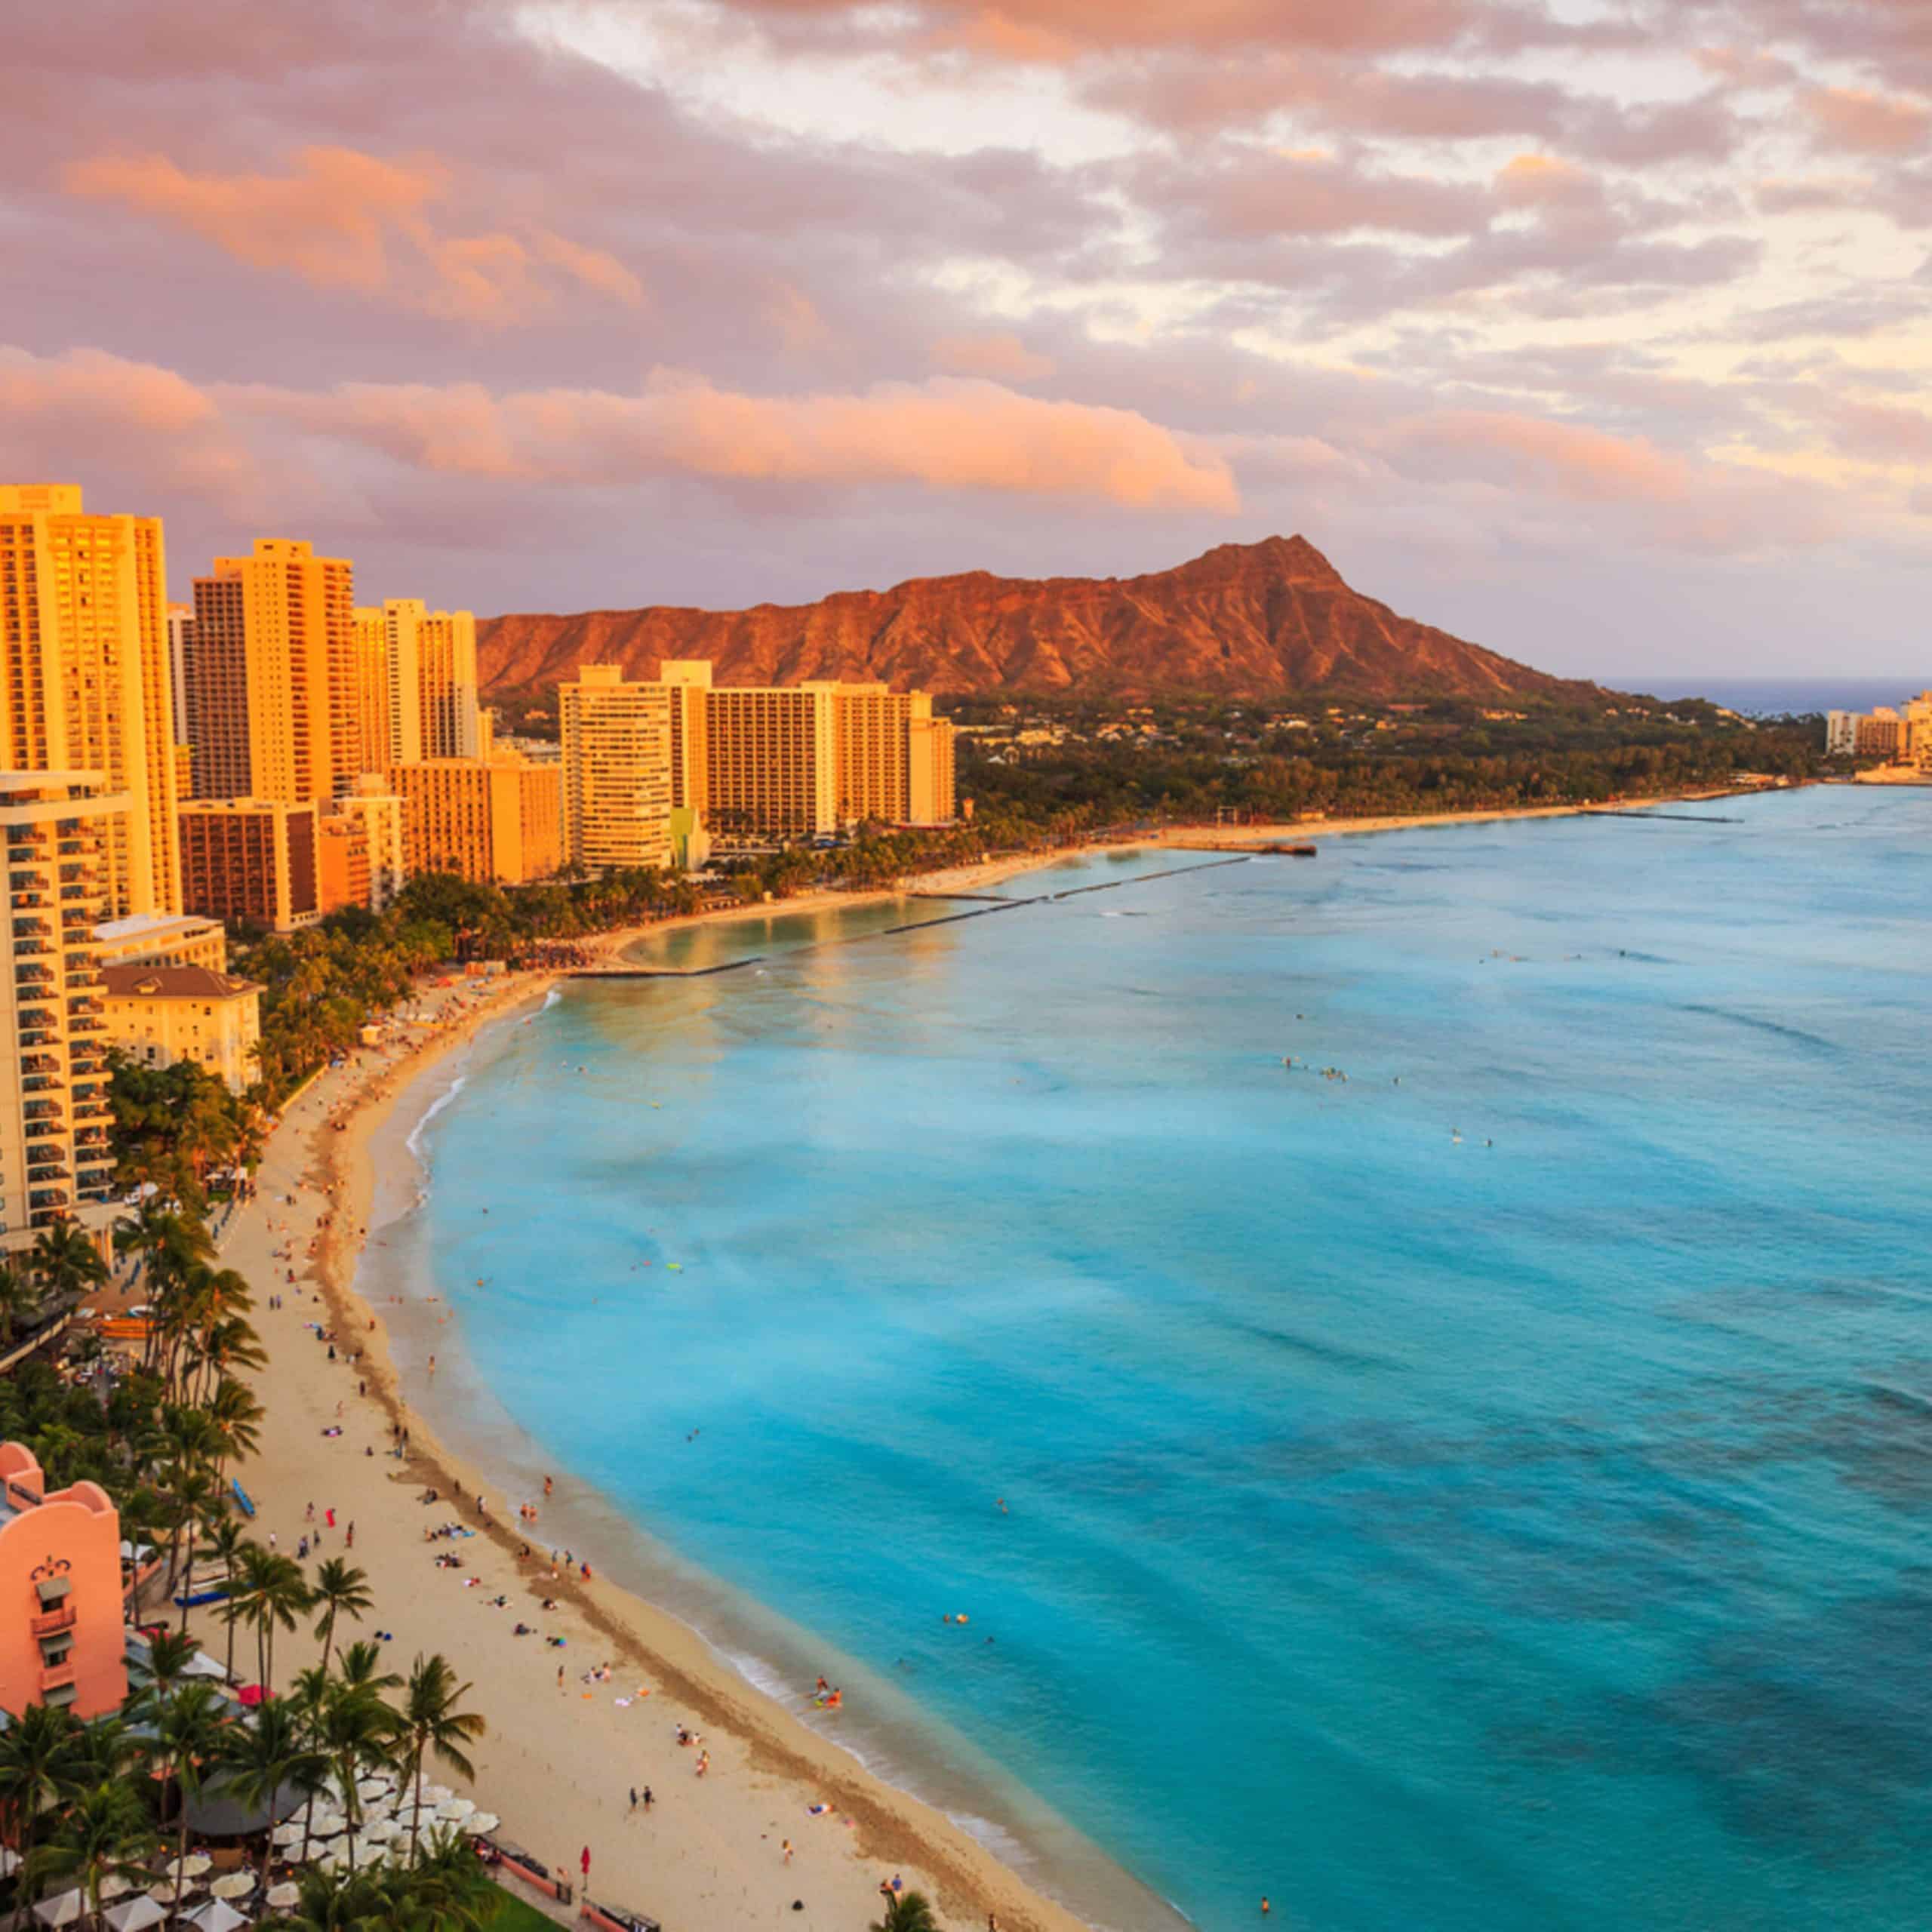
[2,0,1928,681]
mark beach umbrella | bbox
[361,1817,398,1844]
[32,1891,83,1928]
[308,1813,347,1838]
[420,1783,454,1804]
[184,1900,251,1932]
[461,1812,499,1835]
[167,1853,214,1880]
[208,1872,257,1900]
[269,1823,306,1849]
[146,1880,193,1908]
[265,1882,299,1910]
[96,1875,133,1900]
[102,1898,168,1932]
[435,1797,475,1821]
[0,1847,18,1877]
[355,1777,389,1801]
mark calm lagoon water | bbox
[397,786,1932,1932]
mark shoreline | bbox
[209,961,1128,1932]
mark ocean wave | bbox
[543,986,562,1011]
[405,1074,467,1162]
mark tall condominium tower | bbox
[0,771,122,1241]
[186,539,355,804]
[558,667,674,872]
[418,609,481,758]
[352,598,424,766]
[0,487,182,919]
[704,681,839,840]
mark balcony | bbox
[30,1604,75,1639]
[14,964,54,985]
[22,1074,61,1094]
[27,1165,70,1186]
[29,1189,70,1211]
[38,1659,75,1694]
[22,1054,59,1074]
[14,918,49,937]
[18,1031,55,1049]
[69,1017,104,1034]
[23,1101,63,1121]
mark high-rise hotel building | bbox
[0,487,182,921]
[186,539,355,804]
[0,772,121,1244]
[350,599,481,768]
[699,672,957,840]
[559,667,674,872]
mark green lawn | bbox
[482,1884,559,1930]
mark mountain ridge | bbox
[476,537,1602,706]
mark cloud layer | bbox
[1,0,1927,676]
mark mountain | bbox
[476,536,1600,706]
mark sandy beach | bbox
[186,788,1782,1929]
[195,949,1111,1932]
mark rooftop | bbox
[100,965,263,1001]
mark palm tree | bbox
[0,1260,39,1348]
[315,1684,399,1875]
[402,1826,496,1929]
[198,1517,251,1674]
[162,1463,224,1627]
[25,1780,156,1932]
[133,1628,202,1717]
[871,1891,940,1932]
[277,1863,403,1932]
[395,1654,485,1869]
[204,1374,264,1475]
[28,1220,107,1311]
[0,1701,76,1918]
[310,1560,375,1677]
[216,1696,326,1876]
[147,1681,230,1882]
[230,1545,310,1691]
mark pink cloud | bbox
[1804,86,1932,155]
[931,332,1058,381]
[63,145,645,322]
[2,349,1236,515]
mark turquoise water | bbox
[411,788,1932,1932]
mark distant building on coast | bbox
[1826,694,1932,768]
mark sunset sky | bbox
[4,0,1927,678]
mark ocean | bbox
[1638,676,1924,716]
[376,785,1932,1932]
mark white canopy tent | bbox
[102,1897,168,1932]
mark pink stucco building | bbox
[0,1443,128,1720]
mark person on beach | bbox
[783,1839,793,1864]
[641,1786,652,1810]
